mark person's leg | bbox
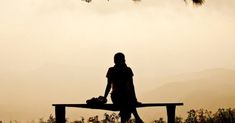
[112,94,131,123]
[120,108,131,123]
[121,115,128,123]
[121,118,126,123]
[132,107,144,123]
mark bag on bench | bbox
[86,96,107,105]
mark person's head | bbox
[114,52,125,65]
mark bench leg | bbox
[55,106,66,123]
[166,105,176,123]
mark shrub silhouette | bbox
[40,108,235,123]
[213,108,235,123]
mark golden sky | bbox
[0,0,235,122]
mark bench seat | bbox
[52,103,183,123]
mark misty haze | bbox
[1,0,235,122]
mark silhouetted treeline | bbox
[152,108,235,123]
[82,0,204,5]
[5,108,234,123]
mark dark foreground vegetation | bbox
[4,108,235,123]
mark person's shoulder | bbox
[126,66,132,71]
[107,67,115,73]
[106,67,114,78]
[108,66,115,70]
[126,66,134,75]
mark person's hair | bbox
[114,52,125,65]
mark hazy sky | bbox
[0,0,235,122]
[1,0,235,75]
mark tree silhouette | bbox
[175,116,184,123]
[82,0,205,5]
[47,114,56,123]
[185,0,204,5]
[40,108,235,123]
[88,115,100,123]
[151,118,166,123]
[213,108,235,123]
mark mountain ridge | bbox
[139,68,235,119]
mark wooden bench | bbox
[52,103,183,123]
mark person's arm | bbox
[129,77,138,102]
[104,79,111,99]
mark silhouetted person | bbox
[104,52,144,123]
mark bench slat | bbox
[52,103,183,111]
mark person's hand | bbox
[136,100,142,105]
[98,96,107,104]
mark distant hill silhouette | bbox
[141,68,235,117]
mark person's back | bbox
[106,65,133,95]
[104,52,143,123]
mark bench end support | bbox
[166,105,176,123]
[55,106,66,123]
